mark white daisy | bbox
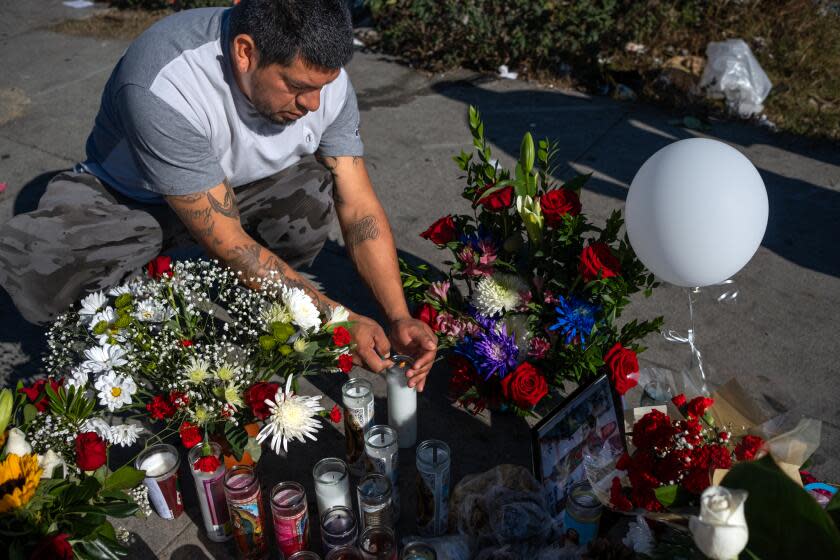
[472,273,529,317]
[257,376,324,453]
[65,365,90,391]
[134,300,170,323]
[81,417,112,439]
[326,305,350,325]
[88,307,118,332]
[93,371,137,411]
[78,291,108,324]
[214,362,240,382]
[260,301,293,326]
[83,343,128,373]
[182,357,211,384]
[109,424,144,447]
[282,286,321,331]
[108,285,132,297]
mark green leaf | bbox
[22,403,37,424]
[654,484,682,507]
[224,422,249,461]
[102,465,146,492]
[97,501,139,518]
[562,173,592,193]
[827,491,840,528]
[722,455,840,559]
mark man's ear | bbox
[232,34,259,75]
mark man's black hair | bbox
[229,0,353,69]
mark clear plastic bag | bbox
[699,39,772,117]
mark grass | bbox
[49,9,168,41]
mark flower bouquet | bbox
[0,383,143,559]
[45,257,351,464]
[401,106,662,414]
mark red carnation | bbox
[579,242,621,283]
[604,343,639,395]
[707,444,733,470]
[500,362,548,409]
[169,390,189,408]
[420,215,457,245]
[610,477,633,511]
[734,435,765,461]
[30,533,72,560]
[75,431,107,471]
[179,421,202,449]
[654,448,691,484]
[329,404,342,424]
[146,394,176,420]
[180,339,194,348]
[671,394,687,408]
[632,410,676,451]
[332,326,352,347]
[338,353,354,373]
[683,467,712,494]
[19,377,63,413]
[627,451,660,491]
[477,184,514,212]
[414,303,439,331]
[448,355,478,398]
[616,452,632,471]
[193,454,221,473]
[540,188,581,227]
[686,396,714,418]
[147,255,173,279]
[244,382,280,420]
[631,485,663,512]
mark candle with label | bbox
[188,442,231,541]
[342,378,375,476]
[386,355,417,448]
[357,473,393,531]
[359,526,397,560]
[136,444,183,520]
[364,425,400,517]
[313,457,352,517]
[224,465,268,560]
[415,440,450,537]
[270,481,309,557]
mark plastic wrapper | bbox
[755,415,822,485]
[699,39,772,117]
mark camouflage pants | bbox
[0,158,334,324]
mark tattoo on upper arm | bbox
[316,155,339,178]
[207,180,240,219]
[344,215,379,248]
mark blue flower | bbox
[468,306,498,330]
[472,325,519,380]
[549,295,600,345]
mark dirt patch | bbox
[49,8,167,40]
[0,88,31,126]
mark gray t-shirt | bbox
[82,7,363,203]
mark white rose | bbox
[4,427,32,456]
[38,449,67,479]
[689,486,749,560]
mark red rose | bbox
[19,377,63,412]
[414,304,439,331]
[734,435,765,461]
[686,396,714,419]
[193,454,221,473]
[477,184,514,212]
[147,255,173,279]
[179,421,202,449]
[338,353,354,373]
[30,533,72,560]
[244,382,280,420]
[540,189,581,227]
[180,339,193,347]
[331,326,352,347]
[604,343,639,396]
[671,394,687,408]
[329,404,342,424]
[420,215,457,245]
[146,394,176,420]
[75,432,107,471]
[500,362,548,409]
[632,410,676,451]
[610,477,633,511]
[579,242,621,283]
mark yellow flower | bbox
[0,453,42,514]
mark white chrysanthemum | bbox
[108,285,132,297]
[94,371,137,411]
[326,305,350,325]
[83,343,128,373]
[224,383,244,409]
[81,417,111,439]
[182,357,211,384]
[78,291,108,324]
[261,302,293,326]
[89,307,118,333]
[471,273,528,317]
[215,362,240,382]
[109,424,144,447]
[283,286,321,331]
[257,376,324,453]
[193,405,210,424]
[293,337,309,353]
[134,300,169,323]
[66,365,90,391]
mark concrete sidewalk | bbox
[1,2,839,557]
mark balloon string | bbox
[662,287,709,394]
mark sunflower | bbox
[0,453,42,514]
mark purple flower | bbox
[473,325,519,380]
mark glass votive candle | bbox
[365,425,400,518]
[640,380,674,407]
[188,442,231,541]
[224,465,269,560]
[270,481,310,557]
[289,552,322,560]
[342,378,375,476]
[415,440,450,537]
[320,505,358,552]
[359,526,397,560]
[356,473,393,531]
[135,443,184,520]
[313,457,352,517]
[400,541,437,560]
[562,481,603,547]
[325,545,364,560]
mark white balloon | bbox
[625,138,768,287]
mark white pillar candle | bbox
[313,458,352,517]
[386,355,417,448]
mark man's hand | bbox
[348,313,392,373]
[389,318,438,392]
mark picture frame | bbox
[531,373,625,518]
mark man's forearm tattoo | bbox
[207,180,240,219]
[345,215,380,249]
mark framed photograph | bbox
[531,374,625,518]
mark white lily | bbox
[38,449,67,479]
[516,194,543,246]
[4,427,32,456]
[689,486,749,560]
